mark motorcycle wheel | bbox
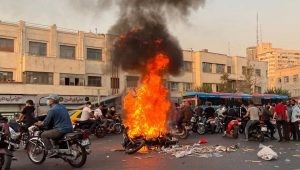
[125,139,145,154]
[258,133,264,142]
[0,149,12,170]
[239,127,244,134]
[68,142,87,168]
[113,124,123,134]
[179,129,189,139]
[233,125,239,139]
[27,138,46,164]
[95,126,106,138]
[197,125,206,135]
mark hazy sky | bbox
[0,0,299,56]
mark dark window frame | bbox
[60,45,76,59]
[29,41,47,56]
[0,38,14,52]
[87,76,102,87]
[24,71,53,85]
[87,48,102,61]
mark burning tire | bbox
[125,139,145,154]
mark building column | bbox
[49,24,57,58]
[17,20,26,82]
[77,31,84,60]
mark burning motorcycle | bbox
[122,127,178,154]
[26,125,90,168]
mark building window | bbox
[167,82,179,92]
[293,74,299,82]
[216,64,225,74]
[29,41,47,56]
[60,45,75,59]
[242,66,247,75]
[227,66,231,74]
[203,83,213,90]
[284,76,289,83]
[255,86,262,93]
[111,77,120,89]
[183,83,192,91]
[0,71,13,82]
[278,78,281,83]
[202,62,212,73]
[126,76,139,88]
[87,76,102,87]
[60,74,84,86]
[216,84,222,92]
[0,38,14,52]
[255,69,261,76]
[183,61,192,72]
[24,71,53,85]
[87,48,102,61]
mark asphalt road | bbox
[11,133,300,170]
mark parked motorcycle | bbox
[223,119,239,139]
[0,117,15,170]
[190,114,202,133]
[170,122,192,139]
[197,116,216,135]
[101,115,123,134]
[74,120,106,138]
[214,115,224,133]
[26,126,90,168]
[247,120,268,142]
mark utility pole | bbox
[256,13,259,46]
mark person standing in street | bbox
[287,100,294,141]
[262,104,276,140]
[244,101,261,141]
[274,100,289,142]
[291,100,300,141]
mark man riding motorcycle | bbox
[243,101,261,141]
[223,106,238,136]
[35,94,73,157]
[177,101,193,132]
[79,102,98,132]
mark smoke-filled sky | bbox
[0,0,299,56]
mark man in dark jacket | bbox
[177,101,193,131]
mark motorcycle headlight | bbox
[191,117,196,123]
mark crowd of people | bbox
[171,99,300,142]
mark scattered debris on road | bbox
[257,144,278,161]
[160,143,239,158]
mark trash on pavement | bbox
[161,143,238,158]
[245,160,262,163]
[257,144,278,161]
[293,154,300,158]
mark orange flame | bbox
[124,53,171,138]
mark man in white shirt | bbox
[80,102,97,132]
[94,104,103,120]
[80,102,93,121]
[291,100,300,141]
[244,101,261,141]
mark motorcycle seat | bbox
[64,132,82,140]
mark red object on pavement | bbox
[198,138,208,144]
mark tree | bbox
[194,84,212,93]
[265,87,291,97]
[219,72,236,93]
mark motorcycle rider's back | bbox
[41,103,73,150]
[244,102,260,140]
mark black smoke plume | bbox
[110,0,206,75]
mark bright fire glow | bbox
[124,53,171,138]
